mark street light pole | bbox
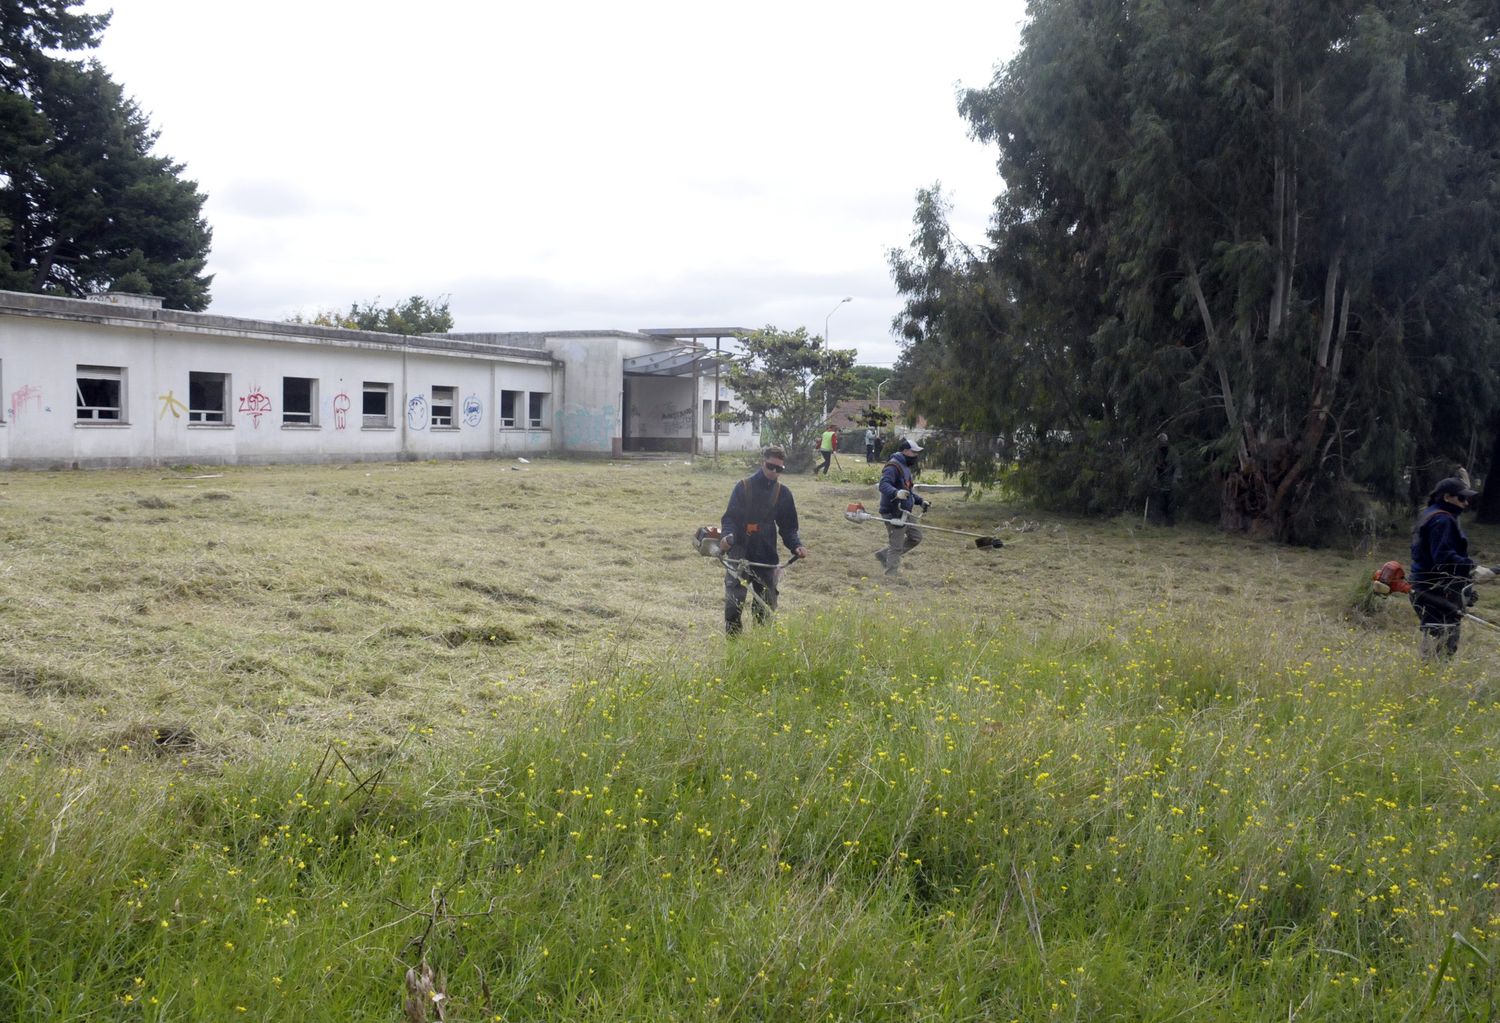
[822,297,852,418]
[876,376,892,449]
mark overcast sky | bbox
[86,1,1028,366]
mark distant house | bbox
[826,398,929,444]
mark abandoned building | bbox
[0,289,757,469]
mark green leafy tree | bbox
[848,365,902,401]
[893,0,1500,539]
[724,326,857,471]
[854,403,894,431]
[289,295,454,336]
[0,2,213,309]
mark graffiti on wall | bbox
[557,402,616,450]
[332,392,351,430]
[462,395,482,427]
[238,387,272,428]
[406,394,428,431]
[157,390,187,420]
[9,385,42,420]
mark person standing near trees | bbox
[1409,476,1494,657]
[1148,432,1177,526]
[719,446,810,636]
[865,426,879,462]
[816,426,838,475]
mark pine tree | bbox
[0,1,213,308]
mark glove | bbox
[1464,584,1479,607]
[1474,566,1497,583]
[895,489,909,501]
[719,533,734,550]
[919,498,932,510]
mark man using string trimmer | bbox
[875,438,928,577]
[718,445,809,636]
[1409,475,1497,657]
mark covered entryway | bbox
[622,329,742,454]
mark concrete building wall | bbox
[0,292,758,468]
[0,294,558,468]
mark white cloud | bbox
[87,0,1025,366]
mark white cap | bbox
[902,439,923,454]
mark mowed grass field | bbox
[4,457,1500,1021]
[0,456,1407,757]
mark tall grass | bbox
[3,601,1497,1020]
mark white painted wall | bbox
[0,298,558,468]
[0,293,759,468]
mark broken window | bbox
[76,365,124,421]
[283,376,317,425]
[189,371,229,423]
[363,381,392,428]
[431,385,456,428]
[500,389,520,428]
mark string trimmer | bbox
[843,502,1004,549]
[1370,560,1500,632]
[693,526,802,616]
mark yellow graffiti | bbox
[158,390,187,420]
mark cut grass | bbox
[3,459,1500,1019]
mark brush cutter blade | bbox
[975,536,1003,549]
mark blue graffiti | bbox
[558,402,616,450]
[406,394,428,431]
[462,395,482,427]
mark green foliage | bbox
[4,610,1499,1019]
[289,295,455,336]
[0,0,108,89]
[724,325,857,470]
[848,364,901,400]
[892,1,1500,540]
[0,2,213,309]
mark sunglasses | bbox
[763,462,786,473]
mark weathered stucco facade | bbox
[0,291,757,469]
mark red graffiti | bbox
[9,384,41,420]
[332,392,351,430]
[238,388,272,428]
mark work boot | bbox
[874,549,888,570]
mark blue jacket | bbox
[722,472,802,564]
[1410,503,1474,591]
[878,453,926,518]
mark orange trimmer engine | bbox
[693,525,725,557]
[1371,560,1412,595]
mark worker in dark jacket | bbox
[1410,476,1493,657]
[875,439,930,576]
[720,445,809,635]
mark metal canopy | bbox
[638,327,751,339]
[623,346,731,377]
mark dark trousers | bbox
[817,451,832,475]
[866,442,877,462]
[1411,587,1463,657]
[725,565,778,634]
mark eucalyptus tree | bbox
[893,0,1500,538]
